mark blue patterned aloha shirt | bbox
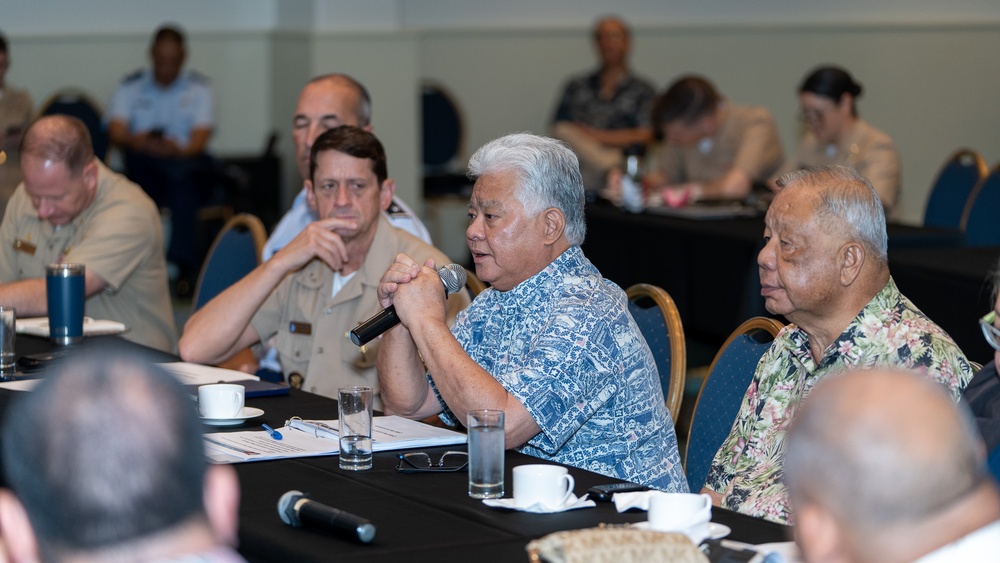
[704,277,974,523]
[432,246,687,491]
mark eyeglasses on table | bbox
[396,451,468,473]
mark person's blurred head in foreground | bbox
[0,348,241,562]
[785,368,1000,563]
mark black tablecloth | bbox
[0,335,793,561]
[583,202,969,351]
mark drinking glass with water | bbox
[467,409,504,498]
[338,386,373,471]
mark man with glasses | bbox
[179,127,466,406]
[962,262,1000,476]
[703,165,973,524]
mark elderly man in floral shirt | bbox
[702,165,973,524]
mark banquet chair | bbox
[961,164,1000,247]
[464,267,488,299]
[626,283,685,421]
[192,213,266,310]
[923,149,987,230]
[684,316,784,493]
[38,88,109,161]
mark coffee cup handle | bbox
[557,475,576,506]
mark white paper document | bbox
[15,317,127,337]
[157,362,259,386]
[204,415,467,463]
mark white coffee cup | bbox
[198,384,245,419]
[513,464,575,509]
[647,492,712,534]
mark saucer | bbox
[633,521,731,540]
[201,407,264,426]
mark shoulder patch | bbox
[386,200,410,217]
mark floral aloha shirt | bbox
[431,246,687,491]
[704,277,974,523]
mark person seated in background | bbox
[962,260,1000,475]
[263,73,431,262]
[772,66,901,220]
[376,133,687,491]
[0,349,243,562]
[551,16,655,192]
[0,31,33,220]
[703,165,973,523]
[786,368,1000,562]
[607,75,783,208]
[106,24,216,296]
[255,74,431,379]
[179,126,468,405]
[0,115,177,352]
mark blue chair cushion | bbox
[924,160,981,230]
[194,226,259,310]
[628,300,672,404]
[965,172,1000,247]
[686,331,772,492]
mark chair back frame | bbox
[924,148,988,230]
[192,213,267,309]
[960,163,1000,245]
[625,283,686,419]
[464,267,488,298]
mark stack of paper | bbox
[158,362,259,385]
[16,317,127,337]
[204,415,467,463]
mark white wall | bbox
[4,1,1000,223]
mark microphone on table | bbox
[349,263,467,347]
[277,490,376,544]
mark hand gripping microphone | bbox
[277,490,376,544]
[349,263,467,347]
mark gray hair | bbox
[467,133,586,246]
[776,165,887,263]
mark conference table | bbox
[1,335,793,562]
[582,202,974,352]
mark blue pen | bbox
[262,423,283,440]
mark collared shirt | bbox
[250,215,465,407]
[704,277,974,523]
[0,162,177,352]
[776,118,901,219]
[438,246,687,491]
[0,85,33,215]
[658,103,784,186]
[552,69,655,130]
[915,519,1000,562]
[107,68,215,147]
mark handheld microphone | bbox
[349,263,467,347]
[277,490,376,544]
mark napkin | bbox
[612,490,657,512]
[482,493,595,513]
[16,317,127,337]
